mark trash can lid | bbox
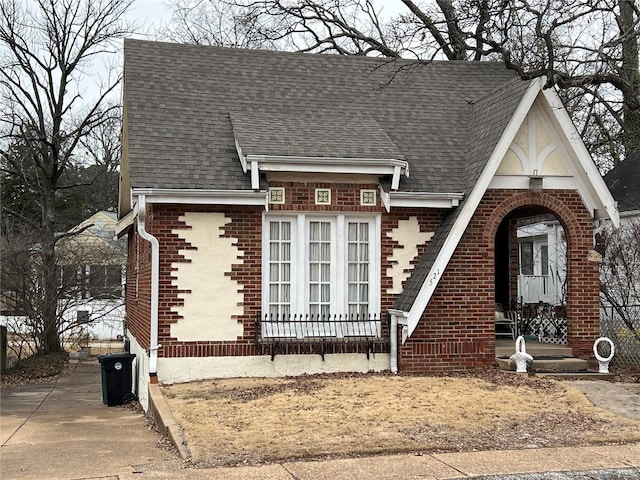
[97,352,136,363]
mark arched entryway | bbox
[484,191,601,359]
[494,207,567,344]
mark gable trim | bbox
[403,79,543,338]
[539,88,619,227]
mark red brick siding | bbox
[126,187,600,369]
[400,189,599,372]
[126,182,447,359]
[126,220,152,349]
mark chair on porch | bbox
[495,303,518,340]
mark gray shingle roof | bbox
[604,150,640,212]
[123,39,521,192]
[393,78,531,312]
[230,110,405,160]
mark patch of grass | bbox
[1,352,70,388]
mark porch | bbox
[495,338,592,374]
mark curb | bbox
[148,382,191,460]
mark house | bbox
[57,211,126,341]
[1,211,125,362]
[117,39,618,408]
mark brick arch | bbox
[480,190,600,359]
[482,191,580,251]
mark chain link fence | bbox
[600,305,640,366]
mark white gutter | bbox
[135,195,161,380]
[379,187,464,212]
[131,188,268,207]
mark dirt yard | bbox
[162,369,640,467]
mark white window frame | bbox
[262,212,381,318]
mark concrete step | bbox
[495,340,573,358]
[496,356,589,373]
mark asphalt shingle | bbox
[123,39,521,193]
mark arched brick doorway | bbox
[484,191,601,359]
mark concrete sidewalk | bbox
[1,360,639,480]
[1,361,180,480]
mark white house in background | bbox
[516,215,566,305]
[58,211,126,341]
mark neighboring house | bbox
[515,215,566,305]
[117,39,618,408]
[57,211,126,341]
[604,150,640,218]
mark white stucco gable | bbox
[490,88,619,226]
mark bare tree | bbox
[0,0,133,354]
[162,0,639,166]
[598,219,640,347]
[1,218,125,361]
[160,0,281,48]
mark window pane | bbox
[310,284,318,302]
[270,242,279,261]
[321,284,330,302]
[541,245,549,276]
[270,284,279,302]
[270,221,280,240]
[310,263,319,282]
[321,264,330,281]
[520,242,534,275]
[310,243,319,261]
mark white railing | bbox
[518,275,563,305]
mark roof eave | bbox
[244,154,409,190]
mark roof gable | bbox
[394,78,619,338]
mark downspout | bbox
[136,195,161,383]
[389,311,408,374]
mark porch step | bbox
[496,355,588,373]
[495,341,572,359]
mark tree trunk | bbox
[41,189,62,354]
[620,0,640,156]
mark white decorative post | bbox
[510,336,533,373]
[593,337,615,374]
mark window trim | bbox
[262,212,381,317]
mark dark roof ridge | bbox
[123,37,512,72]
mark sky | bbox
[89,0,407,104]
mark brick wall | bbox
[400,189,599,372]
[126,182,448,359]
[126,187,600,370]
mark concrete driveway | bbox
[1,361,179,480]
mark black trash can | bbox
[98,352,137,406]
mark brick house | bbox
[117,39,618,407]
